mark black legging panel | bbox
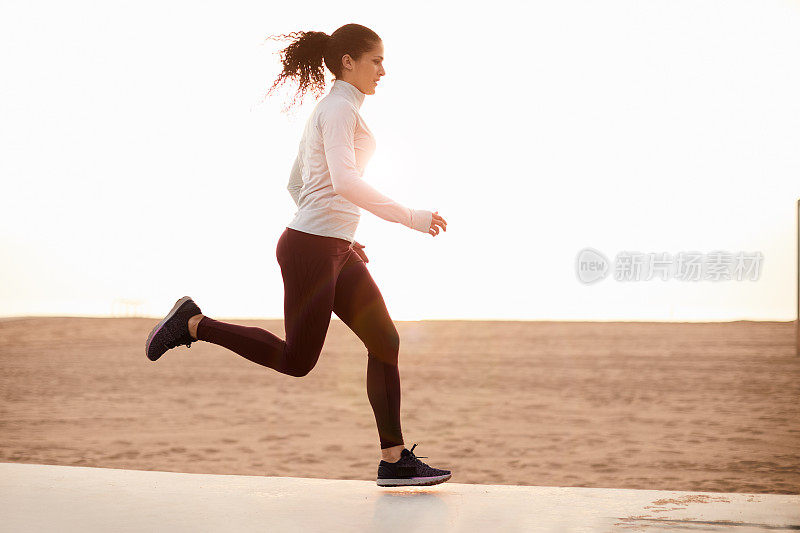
[196,227,404,449]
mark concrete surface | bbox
[0,462,797,532]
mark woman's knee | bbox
[287,365,314,377]
[280,347,321,377]
[283,359,317,377]
[372,328,400,366]
[388,328,400,357]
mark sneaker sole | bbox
[376,473,452,487]
[145,296,194,361]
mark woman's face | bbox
[340,40,385,96]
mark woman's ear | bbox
[341,54,353,73]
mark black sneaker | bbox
[145,296,202,361]
[376,443,452,487]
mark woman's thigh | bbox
[276,230,342,374]
[332,252,400,366]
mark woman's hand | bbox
[428,211,447,237]
[352,241,369,263]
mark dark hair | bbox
[264,23,381,112]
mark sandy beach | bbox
[0,317,798,494]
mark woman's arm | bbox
[287,151,303,206]
[320,102,432,234]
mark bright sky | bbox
[1,0,799,321]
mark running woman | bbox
[145,23,451,487]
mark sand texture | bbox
[1,317,798,494]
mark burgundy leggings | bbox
[196,227,403,449]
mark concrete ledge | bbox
[1,463,797,532]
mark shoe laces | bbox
[408,443,427,460]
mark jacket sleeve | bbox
[319,102,432,234]
[287,151,303,206]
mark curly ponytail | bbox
[264,23,381,113]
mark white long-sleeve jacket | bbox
[286,79,432,244]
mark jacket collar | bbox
[330,78,365,110]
